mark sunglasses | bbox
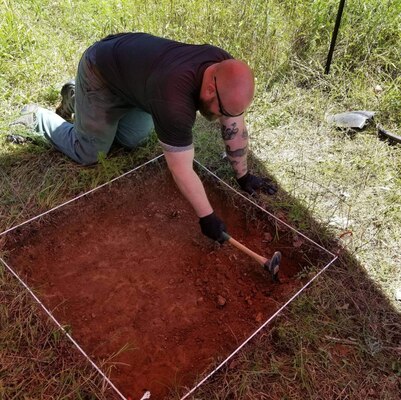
[214,76,244,118]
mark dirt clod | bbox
[217,295,227,307]
[263,232,273,242]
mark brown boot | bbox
[55,79,75,122]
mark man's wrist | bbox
[198,206,214,218]
[231,168,247,179]
[236,171,250,185]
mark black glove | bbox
[236,172,277,195]
[199,212,227,243]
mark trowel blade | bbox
[327,110,375,129]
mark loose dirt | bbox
[2,161,321,399]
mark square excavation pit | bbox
[1,158,334,399]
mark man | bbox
[12,32,277,242]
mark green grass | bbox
[1,0,401,398]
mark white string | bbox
[180,255,338,400]
[139,391,151,400]
[0,154,164,238]
[0,257,127,400]
[193,159,336,258]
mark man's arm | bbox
[220,115,278,195]
[163,147,212,217]
[163,147,227,242]
[220,115,248,178]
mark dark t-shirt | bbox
[92,33,233,148]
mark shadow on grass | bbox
[190,118,401,399]
[0,117,400,399]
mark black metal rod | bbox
[325,0,346,74]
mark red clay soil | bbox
[3,161,319,399]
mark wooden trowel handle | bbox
[222,232,267,266]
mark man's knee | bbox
[116,109,154,149]
[117,129,153,149]
[76,153,99,166]
[70,138,103,165]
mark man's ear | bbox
[205,81,215,98]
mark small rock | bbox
[395,288,401,301]
[168,279,175,285]
[374,84,383,94]
[293,235,304,248]
[255,312,263,323]
[196,297,204,305]
[263,232,273,242]
[217,295,226,307]
[228,253,238,262]
[91,313,96,319]
[276,211,287,222]
[169,210,181,218]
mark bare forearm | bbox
[170,168,213,217]
[163,148,213,218]
[221,119,248,178]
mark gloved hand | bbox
[199,212,227,243]
[237,172,277,195]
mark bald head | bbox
[199,59,255,121]
[214,59,255,116]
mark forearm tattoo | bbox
[229,158,247,175]
[225,144,248,158]
[221,123,239,140]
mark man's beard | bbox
[199,98,218,121]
